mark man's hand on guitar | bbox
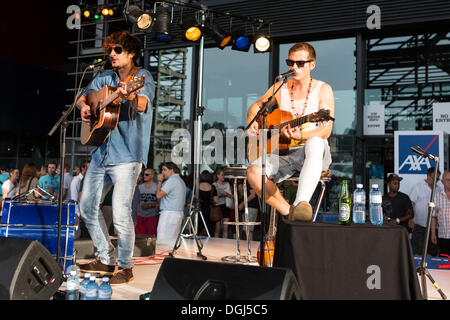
[248,121,259,136]
[281,124,303,140]
[80,104,91,123]
[117,81,138,102]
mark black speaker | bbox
[0,237,63,300]
[151,257,303,300]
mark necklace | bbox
[289,77,312,118]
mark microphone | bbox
[276,70,297,79]
[410,146,435,160]
[88,57,111,69]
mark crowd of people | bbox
[1,162,448,257]
[0,161,261,242]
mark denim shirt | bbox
[83,68,155,167]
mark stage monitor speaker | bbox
[0,237,63,300]
[151,257,303,300]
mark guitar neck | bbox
[99,92,120,112]
[274,115,308,129]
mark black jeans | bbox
[412,225,439,256]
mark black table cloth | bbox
[273,219,422,299]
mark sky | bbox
[0,1,78,134]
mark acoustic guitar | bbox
[80,75,145,146]
[247,108,334,163]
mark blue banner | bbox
[398,134,439,174]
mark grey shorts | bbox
[250,137,332,184]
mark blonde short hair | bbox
[288,42,316,61]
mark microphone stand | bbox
[246,76,289,267]
[48,63,106,270]
[410,146,447,300]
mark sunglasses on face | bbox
[144,173,152,176]
[107,45,124,55]
[285,59,312,68]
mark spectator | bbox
[198,170,215,236]
[238,183,260,241]
[58,163,73,201]
[156,162,186,241]
[16,163,40,201]
[39,162,59,199]
[38,165,47,178]
[136,168,158,236]
[382,173,414,230]
[70,160,90,239]
[432,171,450,255]
[409,167,441,256]
[2,168,19,210]
[0,167,9,186]
[212,168,234,238]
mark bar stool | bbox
[222,166,260,264]
[282,169,332,222]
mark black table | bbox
[273,219,422,300]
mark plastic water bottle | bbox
[98,277,112,300]
[79,273,91,300]
[352,184,366,224]
[65,270,79,300]
[85,276,99,300]
[369,184,383,225]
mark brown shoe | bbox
[289,201,313,222]
[110,268,134,286]
[79,259,115,276]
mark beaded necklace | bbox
[289,77,312,118]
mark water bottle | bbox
[79,273,91,300]
[369,184,383,225]
[352,184,366,224]
[65,270,79,300]
[98,277,112,300]
[85,276,99,300]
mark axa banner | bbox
[394,131,446,196]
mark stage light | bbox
[94,13,100,20]
[108,9,114,16]
[231,28,251,52]
[102,8,110,16]
[154,6,172,42]
[207,20,232,49]
[123,4,154,32]
[254,33,271,53]
[83,10,90,18]
[182,16,202,41]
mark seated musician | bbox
[246,42,334,221]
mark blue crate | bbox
[0,200,76,271]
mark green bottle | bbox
[339,180,351,226]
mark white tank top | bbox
[280,80,323,117]
[279,80,324,146]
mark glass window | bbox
[201,46,269,170]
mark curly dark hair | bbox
[103,30,141,64]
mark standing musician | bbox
[75,30,155,285]
[247,42,334,221]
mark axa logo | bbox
[399,155,432,172]
[398,134,439,174]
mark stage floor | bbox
[73,236,449,300]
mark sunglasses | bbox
[107,45,124,55]
[144,173,152,176]
[285,59,312,68]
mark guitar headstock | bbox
[308,109,335,122]
[126,75,145,94]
